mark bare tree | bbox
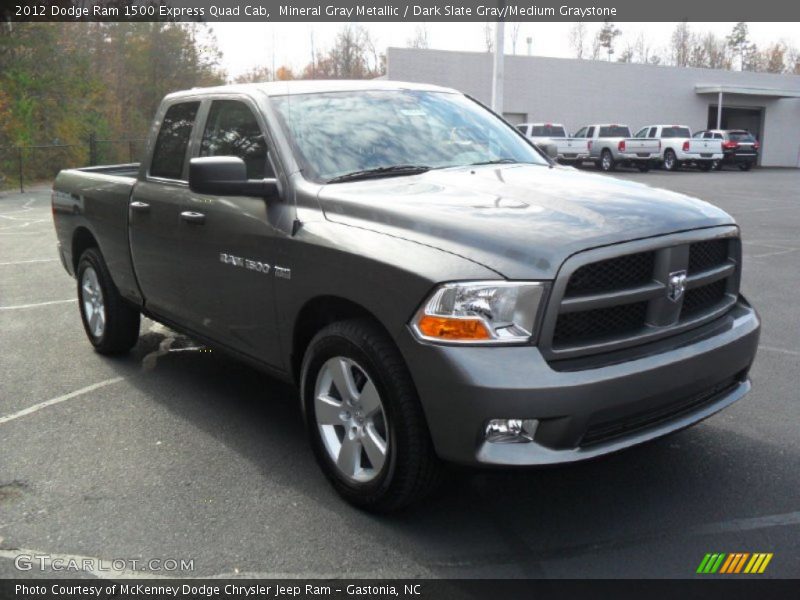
[407,24,429,49]
[234,65,272,83]
[670,21,692,67]
[569,22,587,59]
[617,44,634,63]
[762,42,787,73]
[633,31,659,64]
[788,45,800,75]
[693,32,731,69]
[483,23,494,53]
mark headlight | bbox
[411,281,547,344]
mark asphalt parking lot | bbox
[0,168,798,579]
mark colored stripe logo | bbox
[697,553,773,574]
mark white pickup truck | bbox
[636,125,723,171]
[576,124,661,172]
[517,123,591,166]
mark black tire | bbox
[636,163,650,173]
[77,247,140,355]
[712,160,723,171]
[600,149,616,172]
[738,162,752,171]
[697,162,713,172]
[663,149,680,172]
[301,319,441,512]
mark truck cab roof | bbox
[167,79,457,101]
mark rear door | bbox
[177,97,286,367]
[130,100,201,323]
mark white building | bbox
[386,47,800,167]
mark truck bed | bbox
[52,163,140,302]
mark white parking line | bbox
[0,258,58,266]
[0,377,124,425]
[0,299,76,310]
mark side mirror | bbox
[189,156,278,198]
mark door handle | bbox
[130,201,150,212]
[180,211,206,224]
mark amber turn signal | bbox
[416,315,492,341]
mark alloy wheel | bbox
[314,356,389,483]
[81,266,105,338]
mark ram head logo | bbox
[667,270,688,302]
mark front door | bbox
[177,98,286,368]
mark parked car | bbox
[517,123,591,166]
[636,124,723,172]
[52,81,760,512]
[693,129,759,170]
[575,124,661,172]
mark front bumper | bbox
[398,299,760,466]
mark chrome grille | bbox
[543,228,740,360]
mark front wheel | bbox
[301,319,441,512]
[77,248,140,354]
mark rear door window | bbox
[634,128,648,138]
[200,100,271,179]
[150,101,200,180]
[574,127,586,138]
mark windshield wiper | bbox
[468,158,520,166]
[326,165,432,184]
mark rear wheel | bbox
[636,162,651,173]
[77,248,140,354]
[600,149,616,172]
[738,162,752,171]
[301,319,441,512]
[663,149,680,171]
[697,162,713,172]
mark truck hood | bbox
[318,164,735,279]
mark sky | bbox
[209,22,800,80]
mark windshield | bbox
[661,126,691,138]
[270,90,548,183]
[598,126,631,137]
[530,125,566,137]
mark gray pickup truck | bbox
[52,81,760,512]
